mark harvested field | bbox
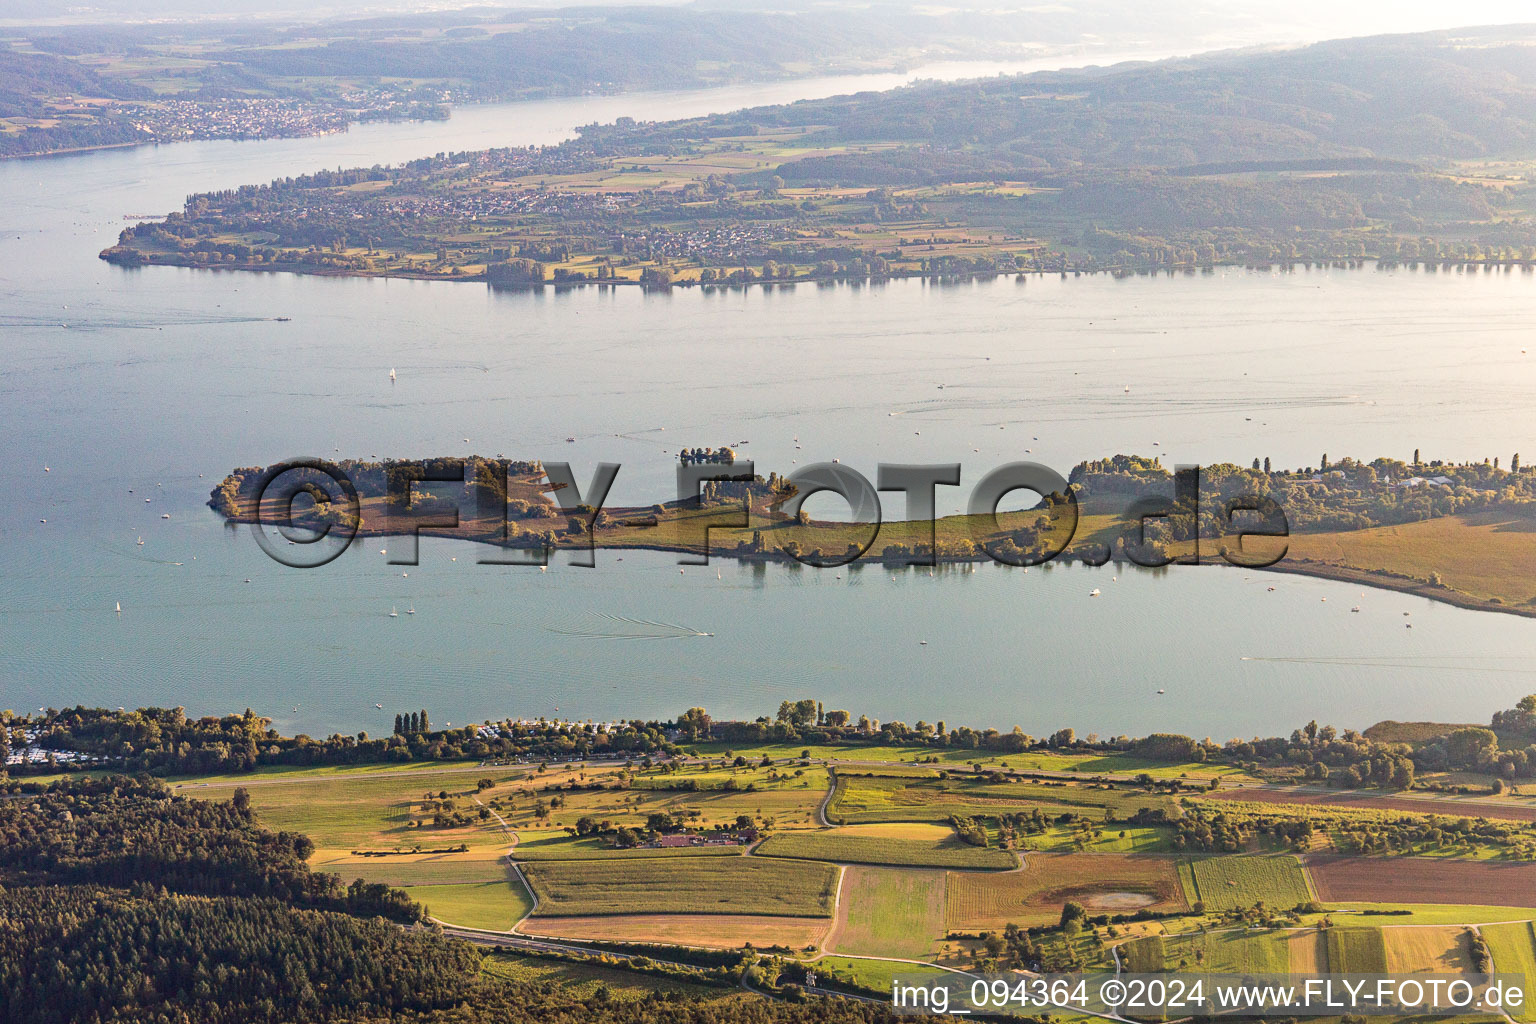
[946,853,1187,930]
[1309,857,1536,907]
[521,856,837,917]
[756,828,1016,870]
[1204,787,1536,822]
[1287,930,1326,972]
[1182,855,1312,913]
[1383,926,1473,974]
[518,913,830,949]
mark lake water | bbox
[2,62,1534,740]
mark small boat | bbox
[375,703,383,709]
[276,316,291,322]
[161,513,170,519]
[406,606,415,615]
[919,640,928,645]
[136,537,144,545]
[1351,606,1360,612]
[1267,586,1276,592]
[243,578,251,583]
[1156,688,1165,694]
[43,466,49,472]
[565,436,576,442]
[1089,588,1101,597]
[389,367,396,381]
[1406,623,1413,629]
[115,602,121,613]
[388,607,398,618]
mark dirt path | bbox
[816,865,850,955]
[472,793,537,932]
[817,768,836,826]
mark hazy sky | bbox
[4,0,1534,48]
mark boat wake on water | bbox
[544,613,714,640]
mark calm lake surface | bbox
[2,62,1534,739]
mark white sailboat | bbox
[389,367,396,381]
[388,606,398,618]
[115,601,121,613]
[136,536,144,546]
[406,606,415,615]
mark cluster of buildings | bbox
[624,224,792,264]
[367,188,625,224]
[4,728,105,767]
[648,830,756,849]
[122,98,349,142]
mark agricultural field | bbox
[1287,929,1326,972]
[812,956,949,997]
[756,825,1017,870]
[1287,511,1536,611]
[520,856,837,918]
[1383,926,1474,974]
[1179,856,1313,912]
[180,768,527,851]
[313,846,513,886]
[1201,785,1536,822]
[518,914,830,950]
[685,742,1248,780]
[490,764,826,831]
[946,853,1187,930]
[827,772,1177,825]
[405,880,534,932]
[1325,927,1390,973]
[1308,856,1536,907]
[1026,824,1175,853]
[511,834,746,860]
[1481,923,1536,1022]
[828,866,947,960]
[1324,905,1536,926]
[1125,929,1292,973]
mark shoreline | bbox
[221,508,1535,620]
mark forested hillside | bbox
[722,27,1536,173]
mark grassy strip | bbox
[755,831,1015,870]
[406,880,533,931]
